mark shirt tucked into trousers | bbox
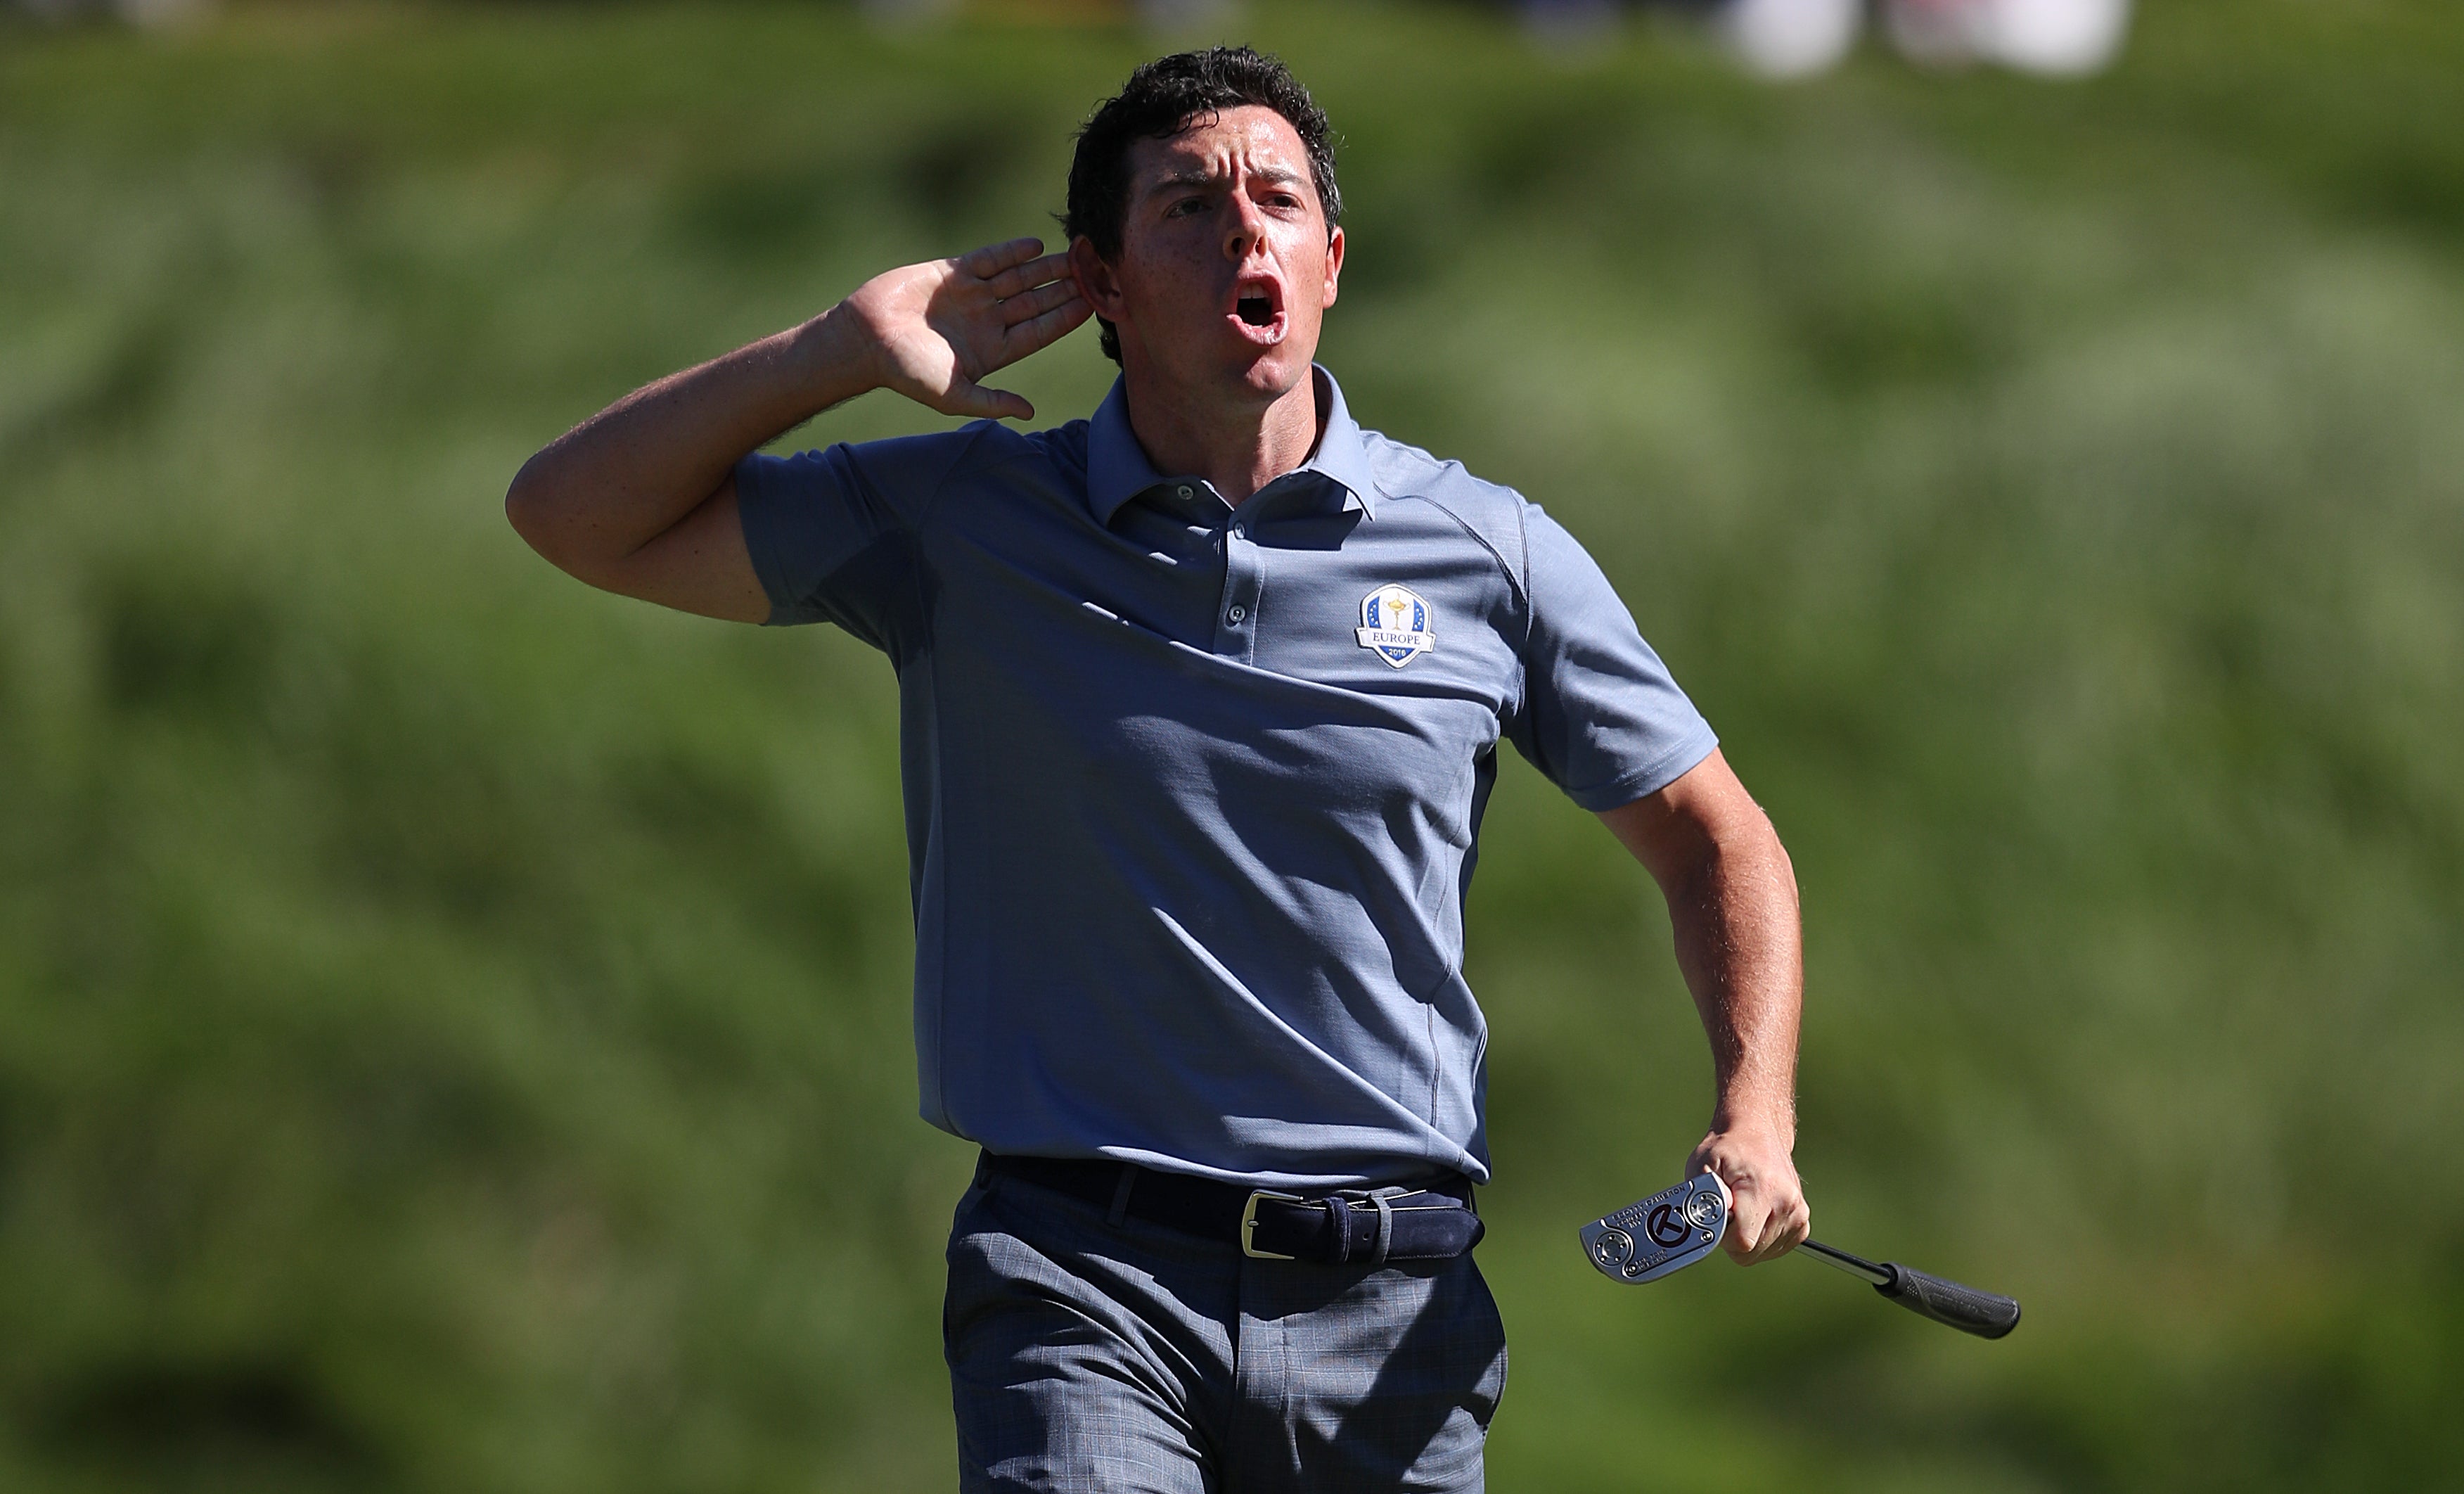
[947,1163,1508,1494]
[738,368,1711,1491]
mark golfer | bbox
[508,46,1809,1494]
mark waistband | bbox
[977,1151,1484,1265]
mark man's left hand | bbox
[1688,1123,1810,1265]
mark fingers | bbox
[996,275,1084,327]
[1729,1189,1809,1264]
[1723,1196,1768,1263]
[937,376,1034,423]
[1003,296,1094,362]
[1752,1191,1809,1262]
[984,250,1078,300]
[1766,1198,1811,1259]
[1692,1125,1809,1265]
[961,236,1047,282]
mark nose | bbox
[1223,193,1269,263]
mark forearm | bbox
[1597,753,1809,1260]
[505,307,877,584]
[1597,757,1804,1127]
[1663,817,1802,1137]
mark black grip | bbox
[1878,1264,2022,1339]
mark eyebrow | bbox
[1143,165,1309,195]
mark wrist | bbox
[1707,1094,1795,1146]
[790,302,883,407]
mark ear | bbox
[1319,225,1344,310]
[1069,236,1128,324]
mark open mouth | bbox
[1227,277,1289,344]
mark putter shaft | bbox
[1798,1238,1892,1287]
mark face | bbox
[1072,105,1345,404]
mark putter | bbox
[1579,1173,1733,1284]
[1579,1175,2022,1340]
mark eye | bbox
[1166,196,1205,217]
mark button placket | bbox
[1214,522,1264,663]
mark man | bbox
[508,46,1808,1494]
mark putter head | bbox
[1579,1173,1731,1284]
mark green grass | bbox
[3,1,2461,1490]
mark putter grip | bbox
[1879,1264,2021,1339]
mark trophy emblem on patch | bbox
[1355,585,1437,668]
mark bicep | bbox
[587,473,771,624]
[1594,749,1773,893]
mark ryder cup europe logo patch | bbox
[1356,584,1437,668]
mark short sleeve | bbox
[733,427,983,646]
[1506,501,1719,810]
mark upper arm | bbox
[509,428,973,634]
[586,473,772,623]
[1593,749,1767,888]
[1507,499,1720,810]
[730,437,964,647]
[503,463,771,624]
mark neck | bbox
[1118,363,1325,507]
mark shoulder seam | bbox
[1515,498,1534,656]
[1388,494,1517,602]
[1513,495,1534,725]
[1386,489,1532,613]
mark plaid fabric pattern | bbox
[945,1166,1508,1493]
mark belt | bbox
[979,1151,1484,1265]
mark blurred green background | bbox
[4,1,2461,1490]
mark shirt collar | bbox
[1084,365,1380,528]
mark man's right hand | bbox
[507,237,1091,622]
[837,237,1091,423]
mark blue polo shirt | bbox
[735,369,1716,1190]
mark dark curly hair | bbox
[1065,47,1342,364]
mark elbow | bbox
[503,454,633,593]
[1686,796,1796,913]
[1741,803,1800,912]
[503,454,563,561]
[503,454,544,537]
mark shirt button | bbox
[1176,485,1193,500]
[1227,606,1246,623]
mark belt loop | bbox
[1370,1193,1395,1266]
[1107,1163,1138,1227]
[1330,1196,1353,1263]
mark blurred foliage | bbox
[2,1,2461,1490]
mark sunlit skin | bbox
[1070,106,1344,505]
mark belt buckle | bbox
[1240,1189,1304,1260]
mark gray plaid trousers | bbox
[944,1166,1509,1493]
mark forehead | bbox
[1128,105,1311,188]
